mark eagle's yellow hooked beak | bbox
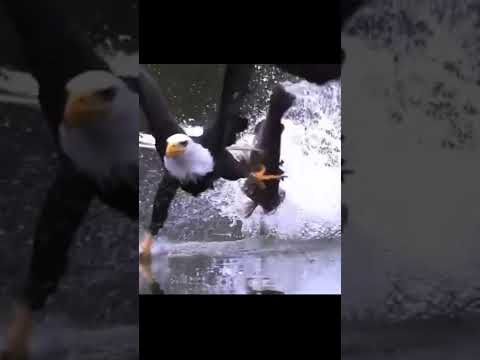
[165,142,186,158]
[64,93,108,128]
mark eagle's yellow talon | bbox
[252,165,285,185]
[139,232,154,264]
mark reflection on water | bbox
[139,237,340,295]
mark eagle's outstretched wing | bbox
[138,66,185,158]
[200,64,253,153]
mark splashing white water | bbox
[210,80,342,239]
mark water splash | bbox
[212,80,342,240]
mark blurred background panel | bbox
[0,1,138,357]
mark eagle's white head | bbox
[60,70,138,179]
[163,133,214,182]
[63,71,126,127]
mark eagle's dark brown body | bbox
[242,85,295,216]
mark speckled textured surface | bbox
[0,104,138,356]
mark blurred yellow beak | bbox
[64,94,106,128]
[165,143,185,158]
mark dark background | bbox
[140,295,341,358]
[0,0,138,67]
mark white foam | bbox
[185,126,204,137]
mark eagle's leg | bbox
[252,165,286,187]
[139,231,154,264]
[1,304,31,360]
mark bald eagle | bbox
[138,65,288,245]
[240,84,295,217]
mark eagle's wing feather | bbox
[148,173,180,235]
[137,66,184,158]
[200,64,253,153]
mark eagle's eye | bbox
[97,87,117,101]
[180,140,188,147]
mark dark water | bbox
[144,64,225,127]
[141,64,293,130]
